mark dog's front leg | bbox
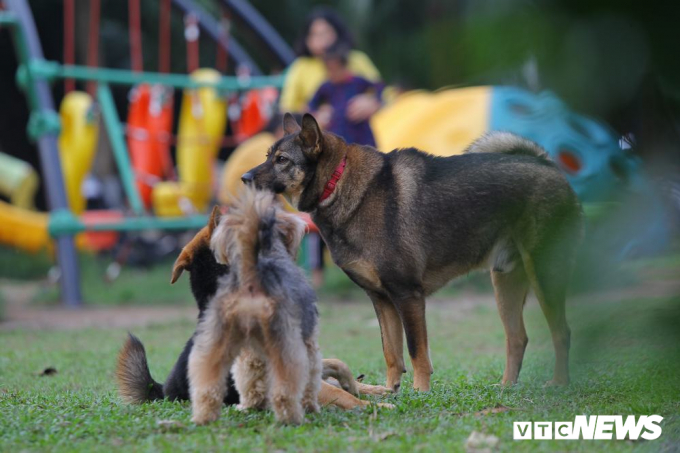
[368,291,406,392]
[392,293,433,392]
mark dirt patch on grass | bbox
[0,280,194,331]
[2,270,678,332]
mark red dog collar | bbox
[319,156,347,203]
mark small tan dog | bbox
[188,187,321,425]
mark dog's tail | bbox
[465,131,549,160]
[322,358,359,396]
[116,333,165,404]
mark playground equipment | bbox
[174,68,227,212]
[127,84,175,209]
[0,152,38,209]
[372,87,490,157]
[153,69,228,216]
[230,87,278,142]
[0,152,49,253]
[372,86,639,201]
[0,200,53,254]
[58,91,99,214]
[488,86,640,202]
[1,0,292,305]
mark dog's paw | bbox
[387,381,401,393]
[272,395,304,425]
[275,411,304,425]
[191,410,220,425]
[359,401,395,410]
[544,378,569,387]
[304,401,320,414]
[377,402,395,409]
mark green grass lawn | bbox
[1,283,679,451]
[0,245,193,306]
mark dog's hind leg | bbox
[267,336,308,425]
[368,291,406,392]
[302,325,322,414]
[318,381,395,410]
[354,381,394,396]
[521,246,572,386]
[189,312,241,425]
[491,265,530,385]
[232,347,268,411]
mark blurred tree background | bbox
[1,0,680,208]
[11,0,680,117]
[252,0,680,161]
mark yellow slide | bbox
[0,201,91,253]
[372,86,491,156]
[0,153,47,252]
[0,92,98,254]
[0,200,52,253]
[0,152,39,209]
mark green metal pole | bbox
[0,12,19,26]
[49,213,209,236]
[5,0,82,306]
[27,60,285,91]
[3,13,39,112]
[97,83,146,216]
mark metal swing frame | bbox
[1,0,292,306]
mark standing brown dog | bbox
[242,114,583,392]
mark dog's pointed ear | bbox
[300,113,323,156]
[283,112,301,135]
[208,205,222,234]
[277,211,306,260]
[170,249,191,284]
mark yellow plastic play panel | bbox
[58,91,99,214]
[372,86,490,156]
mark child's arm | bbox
[307,83,329,112]
[308,83,333,129]
[358,77,385,100]
[346,78,383,122]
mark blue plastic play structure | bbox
[490,87,641,202]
